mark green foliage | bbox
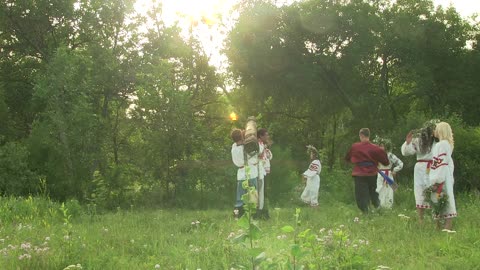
[226,0,480,185]
[0,0,479,208]
[267,146,303,206]
[446,118,480,192]
[0,142,38,195]
[321,169,355,205]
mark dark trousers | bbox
[354,175,379,213]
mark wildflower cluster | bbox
[423,183,449,216]
[226,229,244,240]
[188,244,206,253]
[0,239,50,260]
[191,220,201,229]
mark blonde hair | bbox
[435,122,454,150]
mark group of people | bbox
[346,122,457,230]
[230,120,457,230]
[230,127,273,219]
[230,126,323,220]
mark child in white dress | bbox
[374,138,403,208]
[301,145,321,207]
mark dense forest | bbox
[1,0,479,209]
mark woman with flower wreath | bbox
[429,122,457,230]
[401,121,437,224]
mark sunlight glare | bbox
[135,0,233,26]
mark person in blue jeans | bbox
[231,129,259,218]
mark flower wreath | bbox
[423,182,449,216]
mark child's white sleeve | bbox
[390,153,404,173]
[303,160,321,177]
[266,148,272,160]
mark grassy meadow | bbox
[1,185,479,270]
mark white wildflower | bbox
[18,253,32,260]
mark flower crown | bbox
[373,136,392,151]
[423,119,441,130]
[306,145,319,155]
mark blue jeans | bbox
[235,178,258,207]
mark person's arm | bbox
[401,132,417,156]
[377,148,390,166]
[231,145,245,168]
[303,160,320,177]
[429,142,450,184]
[390,153,404,175]
[265,148,272,160]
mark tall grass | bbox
[1,178,479,269]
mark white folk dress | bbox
[376,152,403,208]
[231,143,258,180]
[232,143,259,207]
[257,141,266,209]
[429,140,457,219]
[301,159,321,206]
[401,139,435,209]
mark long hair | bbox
[306,145,319,160]
[418,126,435,154]
[415,120,437,155]
[435,122,454,150]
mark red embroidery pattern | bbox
[431,153,448,170]
[416,204,431,209]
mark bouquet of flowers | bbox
[423,183,449,216]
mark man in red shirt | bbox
[346,128,389,213]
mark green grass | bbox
[1,190,479,270]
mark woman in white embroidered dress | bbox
[429,122,457,230]
[301,145,321,207]
[401,121,437,224]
